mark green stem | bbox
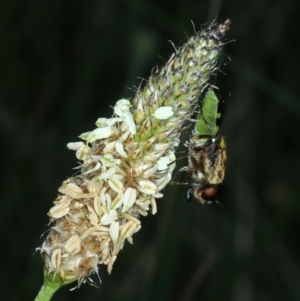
[34,282,60,301]
[34,273,74,301]
[34,273,77,301]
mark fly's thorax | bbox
[189,150,226,186]
[188,135,226,186]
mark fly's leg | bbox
[170,181,189,185]
[169,166,190,186]
[186,186,194,204]
[215,200,224,208]
[171,166,190,181]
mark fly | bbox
[174,89,226,205]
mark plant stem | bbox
[34,273,69,301]
[34,283,60,301]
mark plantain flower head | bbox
[38,20,230,287]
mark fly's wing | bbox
[194,89,220,139]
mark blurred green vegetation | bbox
[1,0,300,300]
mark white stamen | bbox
[153,106,174,120]
[122,188,137,213]
[123,111,136,135]
[51,248,61,270]
[64,235,81,254]
[157,153,176,170]
[138,180,157,195]
[85,126,114,143]
[115,141,128,158]
[66,142,85,150]
[84,162,101,175]
[98,167,116,180]
[49,203,70,219]
[108,175,124,193]
[101,210,118,225]
[110,221,119,242]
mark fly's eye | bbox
[194,186,221,205]
[201,186,219,199]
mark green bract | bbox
[194,89,221,139]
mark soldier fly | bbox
[174,89,226,205]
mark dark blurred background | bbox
[1,0,300,300]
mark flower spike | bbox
[37,20,230,288]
